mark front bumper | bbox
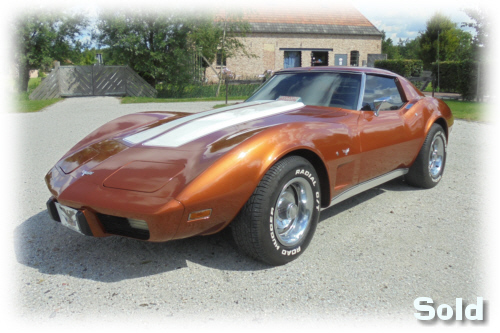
[47,198,94,236]
[46,197,185,241]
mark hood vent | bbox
[103,161,184,193]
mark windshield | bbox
[246,72,362,110]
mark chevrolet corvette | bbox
[45,67,453,265]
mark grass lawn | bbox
[124,97,488,122]
[12,77,62,113]
[443,100,488,122]
[213,103,240,109]
[16,76,488,122]
[14,93,62,113]
[216,100,488,122]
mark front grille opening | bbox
[97,213,150,240]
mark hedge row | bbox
[156,82,261,99]
[374,59,423,77]
[431,60,484,101]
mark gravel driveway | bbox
[8,97,491,329]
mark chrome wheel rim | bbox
[274,177,314,247]
[428,133,445,179]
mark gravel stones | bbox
[10,97,488,327]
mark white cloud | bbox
[352,0,489,42]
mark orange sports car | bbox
[45,67,453,265]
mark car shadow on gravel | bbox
[14,211,269,283]
[319,177,424,222]
[15,178,426,282]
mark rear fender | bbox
[423,98,454,141]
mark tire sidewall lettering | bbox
[268,164,320,258]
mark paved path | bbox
[423,92,461,100]
[6,97,492,330]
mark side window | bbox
[362,75,405,111]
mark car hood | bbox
[121,100,304,148]
[47,100,348,199]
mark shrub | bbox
[374,59,423,77]
[27,78,42,94]
[431,60,484,101]
[156,83,261,99]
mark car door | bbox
[357,74,413,183]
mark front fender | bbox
[172,121,346,239]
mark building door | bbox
[350,51,360,66]
[334,54,347,66]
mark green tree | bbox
[443,28,473,61]
[188,12,253,95]
[95,10,192,88]
[419,13,473,68]
[188,13,252,67]
[381,30,401,59]
[73,48,98,65]
[461,8,489,59]
[397,37,421,60]
[13,10,89,93]
[95,10,253,94]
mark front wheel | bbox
[405,123,447,188]
[231,156,321,265]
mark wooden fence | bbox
[29,65,157,100]
[407,70,432,92]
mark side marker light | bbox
[188,209,212,222]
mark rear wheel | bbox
[406,124,447,188]
[231,156,321,265]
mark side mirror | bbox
[373,96,393,117]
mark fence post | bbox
[55,61,63,97]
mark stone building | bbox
[210,5,384,81]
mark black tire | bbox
[231,156,321,266]
[405,124,447,189]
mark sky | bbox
[4,0,490,44]
[352,0,478,42]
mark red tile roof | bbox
[213,5,381,36]
[240,5,374,27]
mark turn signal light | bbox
[188,209,212,222]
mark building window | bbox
[284,51,301,68]
[217,51,226,67]
[311,51,328,66]
[350,51,359,66]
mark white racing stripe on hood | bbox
[143,101,304,148]
[123,100,269,145]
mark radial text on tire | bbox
[231,156,321,265]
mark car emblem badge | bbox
[342,148,350,156]
[82,170,94,176]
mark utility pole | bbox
[476,61,481,102]
[216,16,227,98]
[437,30,440,94]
